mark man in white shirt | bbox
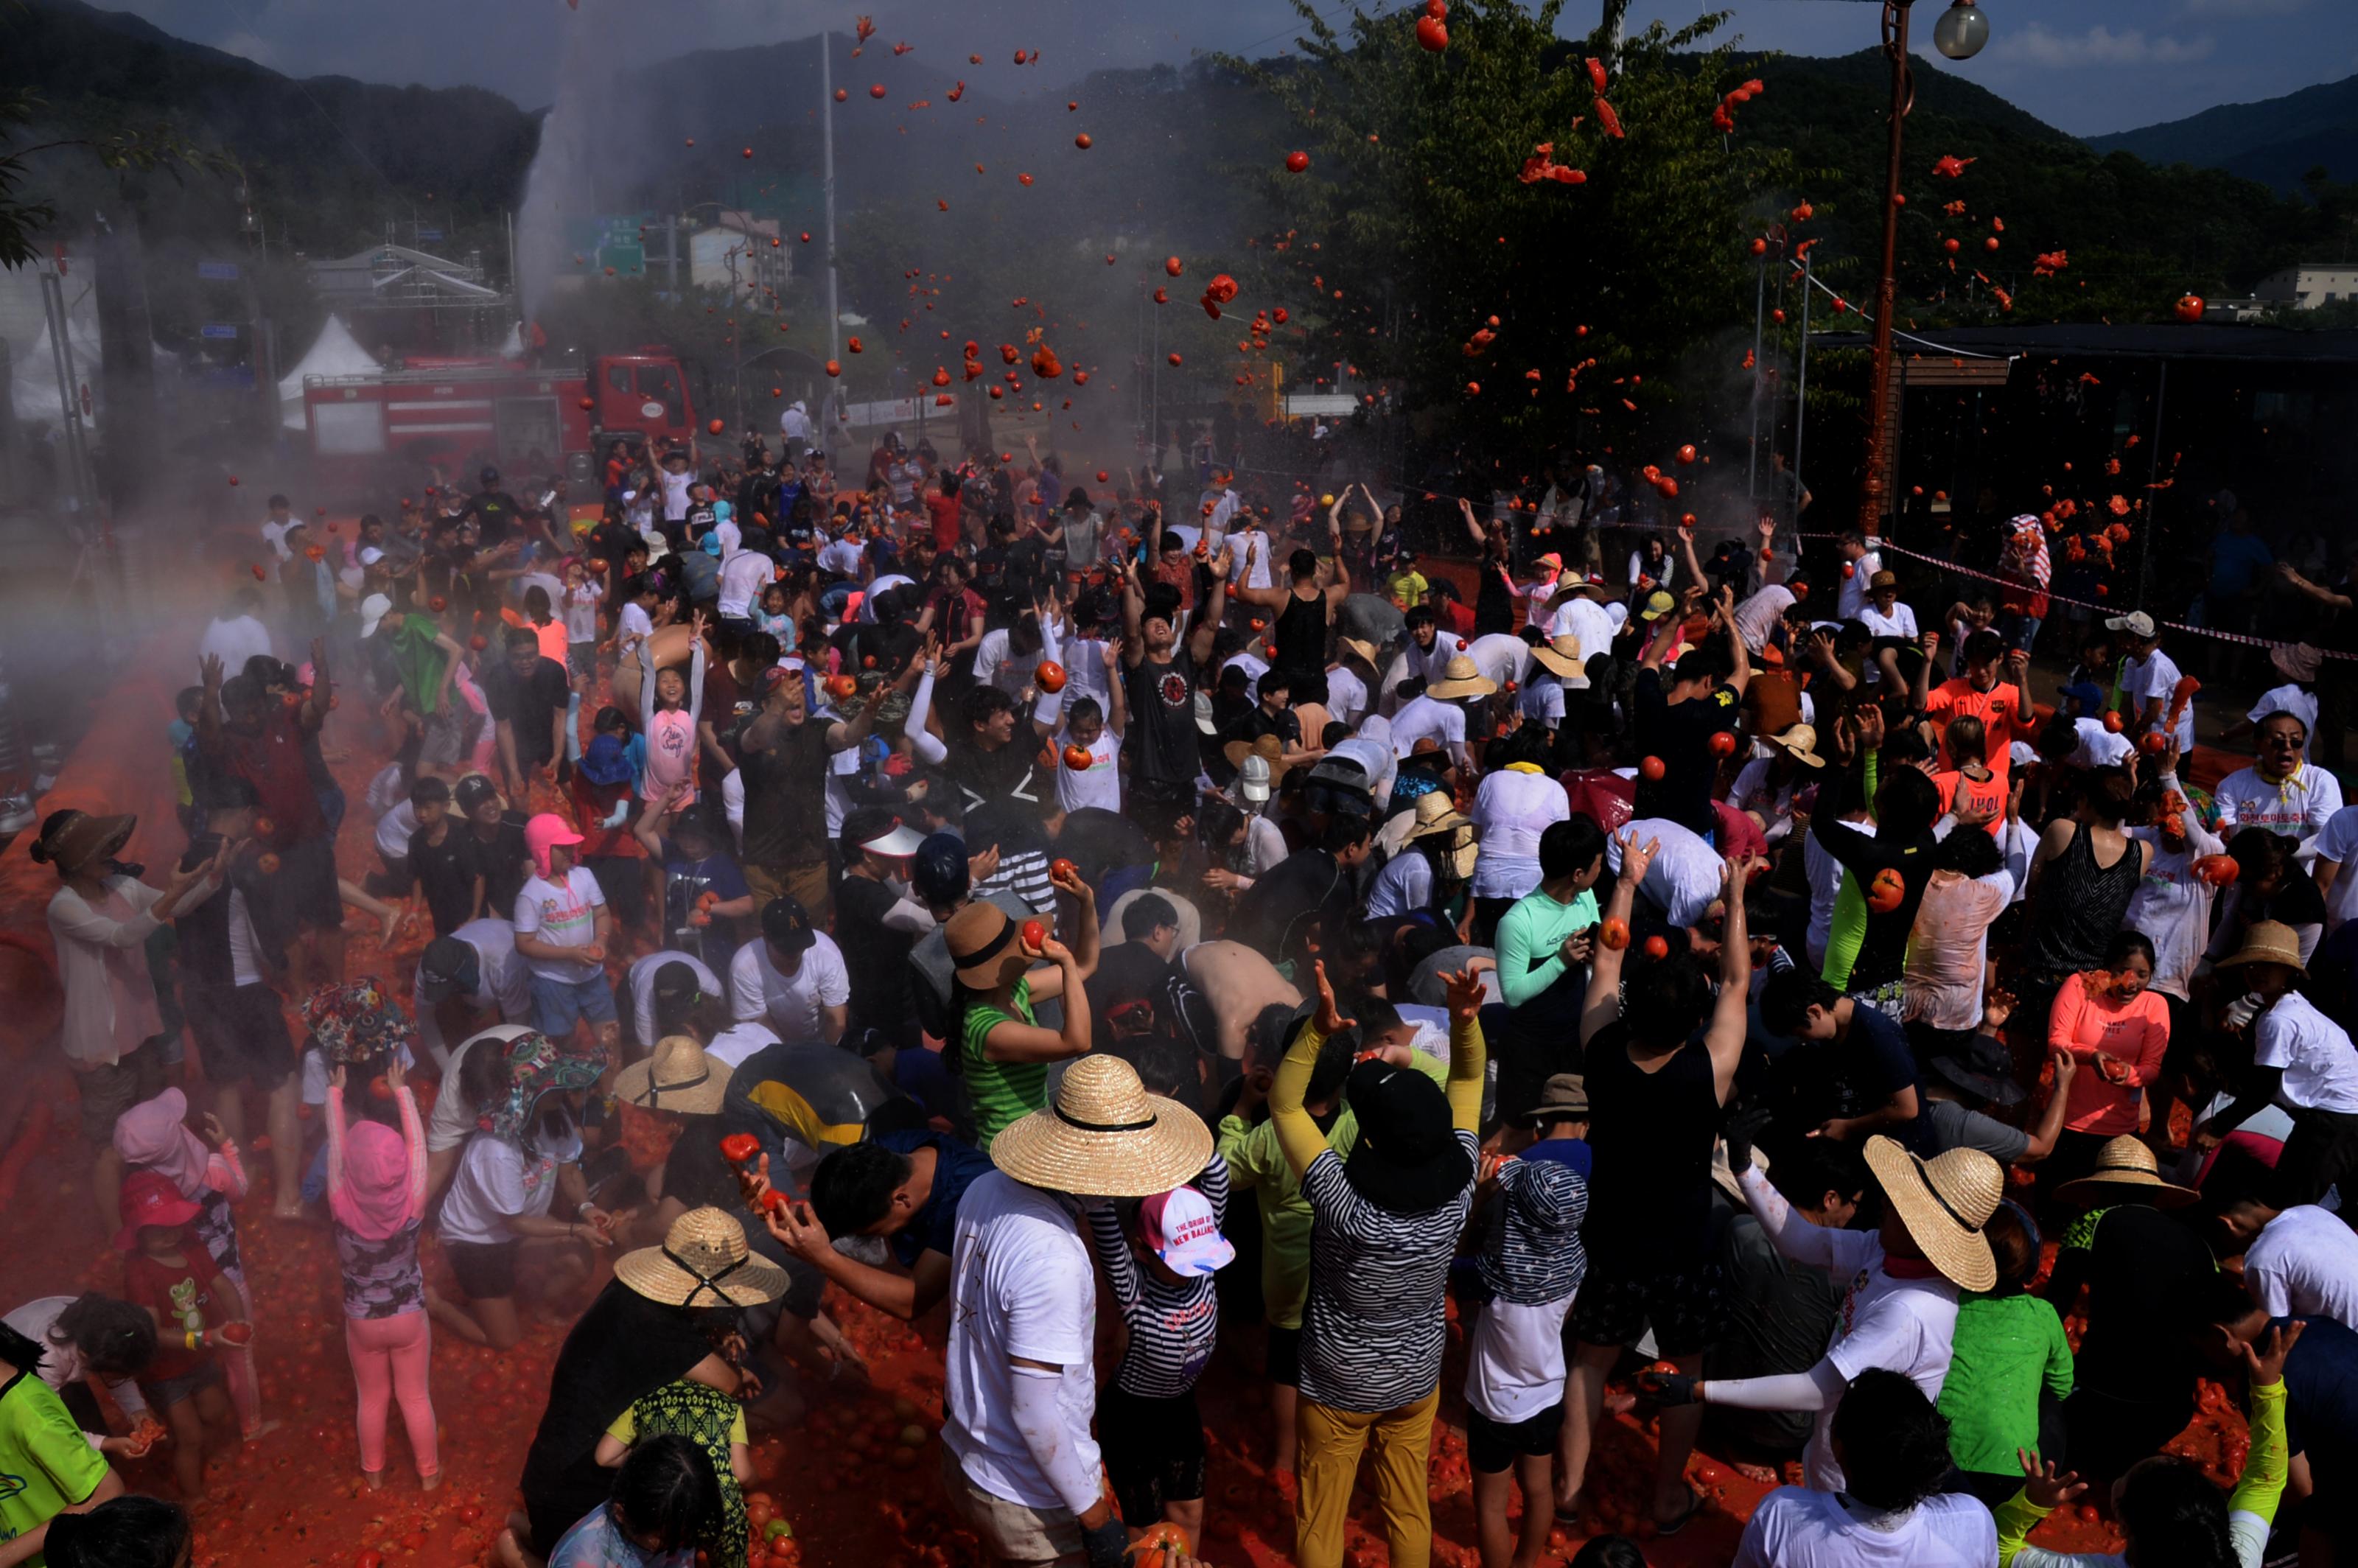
[1730,572,1805,655]
[716,536,774,629]
[730,898,850,1046]
[1547,578,1622,678]
[1325,637,1379,729]
[1606,816,1724,930]
[2109,611,2197,751]
[2204,923,2358,1210]
[1225,511,1274,591]
[2213,711,2343,844]
[623,949,724,1051]
[2219,1200,2358,1329]
[1399,605,1469,690]
[413,923,533,1065]
[259,493,298,561]
[1835,531,1883,621]
[780,399,814,449]
[197,587,274,686]
[657,449,694,533]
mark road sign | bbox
[416,227,444,242]
[565,215,653,278]
[196,260,240,281]
[200,323,241,340]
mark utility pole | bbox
[820,31,843,382]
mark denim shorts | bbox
[530,973,618,1037]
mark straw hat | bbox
[614,1206,789,1309]
[1222,732,1286,772]
[1337,636,1380,668]
[1427,655,1497,701]
[1765,723,1827,769]
[613,1035,731,1117]
[945,900,1032,989]
[2053,1134,2199,1211]
[1528,634,1591,687]
[1861,1135,2002,1292]
[2214,920,2306,979]
[1869,570,1898,590]
[1404,791,1477,881]
[988,1054,1213,1197]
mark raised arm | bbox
[1270,962,1351,1178]
[1440,967,1488,1133]
[1580,832,1656,1046]
[1707,855,1758,1097]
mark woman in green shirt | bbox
[943,868,1098,1149]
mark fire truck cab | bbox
[301,349,698,497]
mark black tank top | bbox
[1273,587,1327,677]
[2024,820,2143,975]
[1581,1022,1723,1272]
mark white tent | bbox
[277,313,380,429]
[8,312,105,429]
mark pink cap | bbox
[1140,1185,1235,1278]
[525,812,585,878]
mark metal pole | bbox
[1793,251,1814,540]
[2135,361,2169,612]
[1858,0,1914,537]
[821,32,842,372]
[1747,262,1766,500]
[40,270,95,522]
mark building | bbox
[307,241,512,355]
[687,211,791,304]
[2255,262,2358,310]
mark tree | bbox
[1225,2,1791,452]
[0,89,239,268]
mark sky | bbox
[105,0,2358,139]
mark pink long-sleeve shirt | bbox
[2047,978,2170,1135]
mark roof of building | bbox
[1819,321,2358,365]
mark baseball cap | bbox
[2105,611,2158,640]
[911,831,970,906]
[115,1169,203,1250]
[479,466,500,487]
[760,895,817,956]
[452,774,501,814]
[1140,1184,1235,1277]
[358,592,392,638]
[417,937,482,1003]
[1237,753,1273,804]
[1640,590,1676,622]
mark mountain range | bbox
[2093,74,2358,195]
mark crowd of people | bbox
[6,416,2357,1568]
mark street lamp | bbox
[1855,0,1991,536]
[1932,1,1990,60]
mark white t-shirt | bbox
[438,1127,582,1246]
[1550,598,1619,669]
[942,1171,1100,1511]
[1732,584,1796,652]
[1858,601,1919,642]
[1837,549,1883,620]
[1468,766,1570,899]
[861,573,915,623]
[728,934,851,1041]
[1404,632,1470,685]
[2254,990,2358,1114]
[1221,650,1268,704]
[706,1019,782,1069]
[2244,1204,2358,1326]
[1521,676,1567,728]
[2315,806,2358,929]
[2125,815,2226,1001]
[625,949,724,1048]
[1606,816,1724,929]
[1464,1292,1576,1425]
[2064,717,2135,770]
[1244,813,1288,876]
[413,917,533,1064]
[1466,633,1532,694]
[1226,528,1273,590]
[375,799,419,862]
[975,629,1052,699]
[1054,729,1122,815]
[1732,1488,1995,1568]
[2213,763,2343,844]
[514,869,606,985]
[717,551,773,620]
[560,580,604,643]
[2126,646,2197,751]
[1389,695,1466,757]
[618,601,657,659]
[260,516,295,561]
[782,405,814,441]
[816,538,866,579]
[197,615,273,685]
[660,469,693,522]
[427,1024,539,1153]
[1325,664,1370,729]
[1808,1231,1959,1492]
[1365,850,1434,919]
[1731,757,1799,841]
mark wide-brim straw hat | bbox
[990,1054,1213,1197]
[1861,1135,2002,1293]
[2214,920,2306,979]
[2053,1133,2200,1211]
[613,1035,731,1117]
[1528,634,1590,686]
[1222,732,1286,772]
[1766,723,1827,769]
[1337,636,1380,668]
[1405,793,1477,881]
[615,1205,789,1309]
[1427,655,1497,701]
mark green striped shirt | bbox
[962,979,1040,1150]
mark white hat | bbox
[1237,753,1273,804]
[2105,611,2158,640]
[358,593,392,637]
[357,545,385,567]
[1141,1183,1235,1277]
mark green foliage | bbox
[0,87,240,268]
[1225,1,1791,452]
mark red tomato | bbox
[1866,867,1907,914]
[1021,920,1047,951]
[1049,857,1079,882]
[1598,917,1631,951]
[1285,150,1310,173]
[1416,14,1449,49]
[1639,755,1667,782]
[1642,935,1670,960]
[1035,659,1068,693]
[1063,745,1093,770]
[1708,730,1738,757]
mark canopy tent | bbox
[277,313,381,429]
[8,312,105,429]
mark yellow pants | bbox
[1295,1387,1439,1568]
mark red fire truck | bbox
[298,349,701,496]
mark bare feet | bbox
[1729,1460,1777,1485]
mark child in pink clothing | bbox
[638,610,707,813]
[324,1058,437,1488]
[2042,930,2171,1196]
[113,1088,267,1438]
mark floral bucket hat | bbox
[301,978,413,1065]
[486,1029,608,1141]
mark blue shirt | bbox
[1524,1135,1594,1180]
[2210,531,2274,598]
[2276,1315,2358,1472]
[547,1503,695,1568]
[875,1128,995,1268]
